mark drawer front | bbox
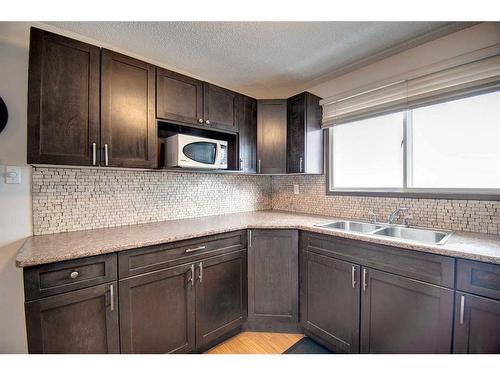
[24,254,117,301]
[457,259,500,300]
[301,231,455,288]
[119,230,247,278]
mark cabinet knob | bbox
[70,271,79,279]
[205,120,210,125]
[198,118,204,124]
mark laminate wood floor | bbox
[205,332,305,354]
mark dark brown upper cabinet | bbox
[238,95,257,172]
[27,28,100,166]
[101,49,157,168]
[257,100,287,174]
[203,83,239,132]
[156,67,203,126]
[286,92,323,174]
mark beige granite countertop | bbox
[16,210,500,267]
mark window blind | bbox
[320,54,500,128]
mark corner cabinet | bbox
[257,100,287,174]
[101,49,157,168]
[247,230,299,331]
[27,28,100,166]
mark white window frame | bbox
[327,101,500,200]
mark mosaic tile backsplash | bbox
[32,168,499,235]
[32,168,272,235]
[272,175,500,235]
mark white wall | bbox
[0,22,32,353]
[307,22,500,99]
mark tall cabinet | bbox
[27,28,100,166]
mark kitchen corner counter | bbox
[16,210,500,267]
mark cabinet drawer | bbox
[301,232,455,288]
[457,259,500,300]
[24,254,117,301]
[119,230,247,278]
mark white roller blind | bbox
[321,54,500,128]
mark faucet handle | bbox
[403,211,413,226]
[368,211,378,224]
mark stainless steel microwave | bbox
[165,134,228,169]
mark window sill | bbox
[326,189,500,201]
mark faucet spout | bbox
[388,207,409,225]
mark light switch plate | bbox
[5,166,21,184]
[293,184,299,195]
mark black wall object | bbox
[0,97,8,134]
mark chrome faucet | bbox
[387,207,410,225]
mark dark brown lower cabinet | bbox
[247,230,299,331]
[453,292,500,353]
[119,263,196,354]
[25,282,119,354]
[301,251,360,353]
[360,267,454,353]
[119,250,247,353]
[195,250,247,350]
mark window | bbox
[328,90,500,198]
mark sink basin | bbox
[317,221,384,233]
[372,226,453,245]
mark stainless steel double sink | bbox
[315,220,453,245]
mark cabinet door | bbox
[195,250,247,350]
[454,292,500,353]
[301,251,360,353]
[360,267,454,353]
[238,95,257,172]
[156,67,203,125]
[25,282,119,354]
[203,83,238,131]
[119,263,196,353]
[286,92,323,174]
[247,230,299,331]
[101,49,157,168]
[286,93,306,173]
[257,100,287,174]
[27,27,100,166]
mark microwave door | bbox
[182,141,217,168]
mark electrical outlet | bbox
[5,166,21,184]
[293,184,300,195]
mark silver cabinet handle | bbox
[104,143,109,166]
[205,120,210,125]
[188,264,195,287]
[198,118,204,124]
[92,143,97,166]
[299,157,303,173]
[258,159,261,173]
[185,245,206,254]
[110,284,114,311]
[459,295,465,325]
[248,230,252,248]
[70,271,79,279]
[351,266,356,289]
[197,262,203,284]
[239,158,244,170]
[362,268,367,292]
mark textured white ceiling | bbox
[46,22,472,98]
